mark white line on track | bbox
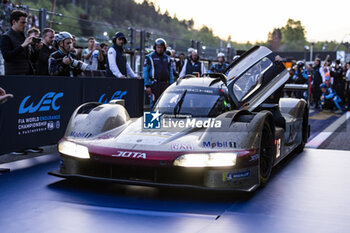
[306,112,350,149]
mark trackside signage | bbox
[0,76,144,154]
[17,92,64,136]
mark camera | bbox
[32,37,41,43]
[70,58,89,71]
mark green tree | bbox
[280,19,307,51]
[267,28,282,51]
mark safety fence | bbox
[0,75,143,154]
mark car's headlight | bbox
[173,152,237,167]
[58,141,90,159]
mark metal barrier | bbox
[0,75,144,154]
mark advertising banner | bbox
[0,76,81,154]
[82,77,144,117]
[0,76,144,154]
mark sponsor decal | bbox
[69,131,93,138]
[47,121,54,130]
[249,154,259,162]
[143,110,162,129]
[112,151,147,159]
[56,121,60,129]
[171,144,193,151]
[222,170,250,182]
[202,141,236,148]
[143,111,222,130]
[17,92,63,136]
[17,115,61,135]
[99,90,127,104]
[19,92,63,114]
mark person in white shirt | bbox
[105,32,140,78]
[82,37,103,71]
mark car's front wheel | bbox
[259,121,275,186]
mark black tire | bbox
[295,108,308,153]
[259,121,275,186]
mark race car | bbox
[49,46,309,192]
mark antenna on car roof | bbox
[176,74,197,85]
[203,73,227,86]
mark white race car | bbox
[50,46,309,192]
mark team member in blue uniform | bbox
[179,50,206,78]
[320,83,343,112]
[209,52,228,74]
[293,61,309,99]
[143,38,174,106]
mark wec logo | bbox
[19,92,64,114]
[99,90,127,104]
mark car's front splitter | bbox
[50,155,260,192]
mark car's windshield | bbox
[233,57,272,101]
[154,87,228,117]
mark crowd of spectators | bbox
[2,9,350,112]
[286,56,350,112]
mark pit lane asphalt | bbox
[1,149,350,233]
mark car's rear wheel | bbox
[259,121,275,186]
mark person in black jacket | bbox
[0,10,35,75]
[35,28,55,75]
[331,59,345,102]
[312,58,323,108]
[48,31,84,77]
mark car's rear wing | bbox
[283,83,310,105]
[284,84,308,91]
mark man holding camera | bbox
[48,31,85,77]
[0,10,35,75]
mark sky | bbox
[135,0,350,43]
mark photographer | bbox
[26,27,41,74]
[35,28,55,75]
[48,31,87,77]
[0,10,34,75]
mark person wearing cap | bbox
[320,83,343,112]
[143,38,174,106]
[105,32,139,78]
[179,50,206,78]
[209,52,228,74]
[48,31,81,77]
